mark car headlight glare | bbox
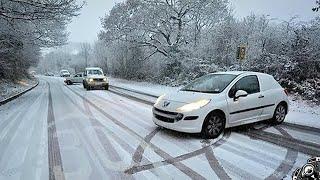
[176,99,210,112]
[103,78,107,82]
[89,78,93,82]
[155,94,165,105]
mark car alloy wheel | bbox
[202,113,225,139]
[275,104,286,123]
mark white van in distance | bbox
[60,69,70,77]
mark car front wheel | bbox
[201,112,225,139]
[272,103,287,124]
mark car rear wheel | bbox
[105,84,109,90]
[272,103,287,124]
[201,112,225,139]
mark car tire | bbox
[87,86,91,91]
[201,112,225,139]
[105,84,109,90]
[271,103,287,124]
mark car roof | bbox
[212,71,246,75]
[85,67,102,70]
[212,71,270,76]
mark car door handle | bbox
[258,95,265,98]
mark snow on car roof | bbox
[212,71,269,76]
[85,67,102,70]
[212,71,246,75]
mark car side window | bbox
[228,75,260,98]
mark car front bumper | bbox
[152,107,205,133]
[88,81,108,87]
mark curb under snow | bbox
[0,79,39,106]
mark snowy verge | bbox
[0,77,39,105]
[109,77,320,129]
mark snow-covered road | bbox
[0,76,319,180]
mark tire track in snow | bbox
[282,122,320,136]
[0,81,46,177]
[242,123,299,179]
[265,126,298,180]
[65,85,206,179]
[47,82,65,180]
[61,86,172,178]
[204,131,232,180]
[131,128,161,165]
[0,81,44,143]
[82,96,134,179]
[243,125,320,156]
[125,130,231,178]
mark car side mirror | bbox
[234,90,248,101]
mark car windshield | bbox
[181,74,237,93]
[61,70,68,73]
[87,69,103,75]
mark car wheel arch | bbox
[201,109,227,138]
[202,109,226,128]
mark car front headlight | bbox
[89,78,94,82]
[103,78,107,82]
[155,94,165,105]
[176,99,210,112]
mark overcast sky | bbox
[67,0,319,43]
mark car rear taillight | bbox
[284,89,289,96]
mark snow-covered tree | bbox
[0,0,83,80]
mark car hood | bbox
[87,75,105,79]
[162,90,217,104]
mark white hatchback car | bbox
[153,71,289,138]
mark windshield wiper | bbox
[199,90,221,94]
[181,89,220,94]
[181,89,201,92]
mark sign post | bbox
[236,46,246,70]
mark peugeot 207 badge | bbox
[163,101,170,107]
